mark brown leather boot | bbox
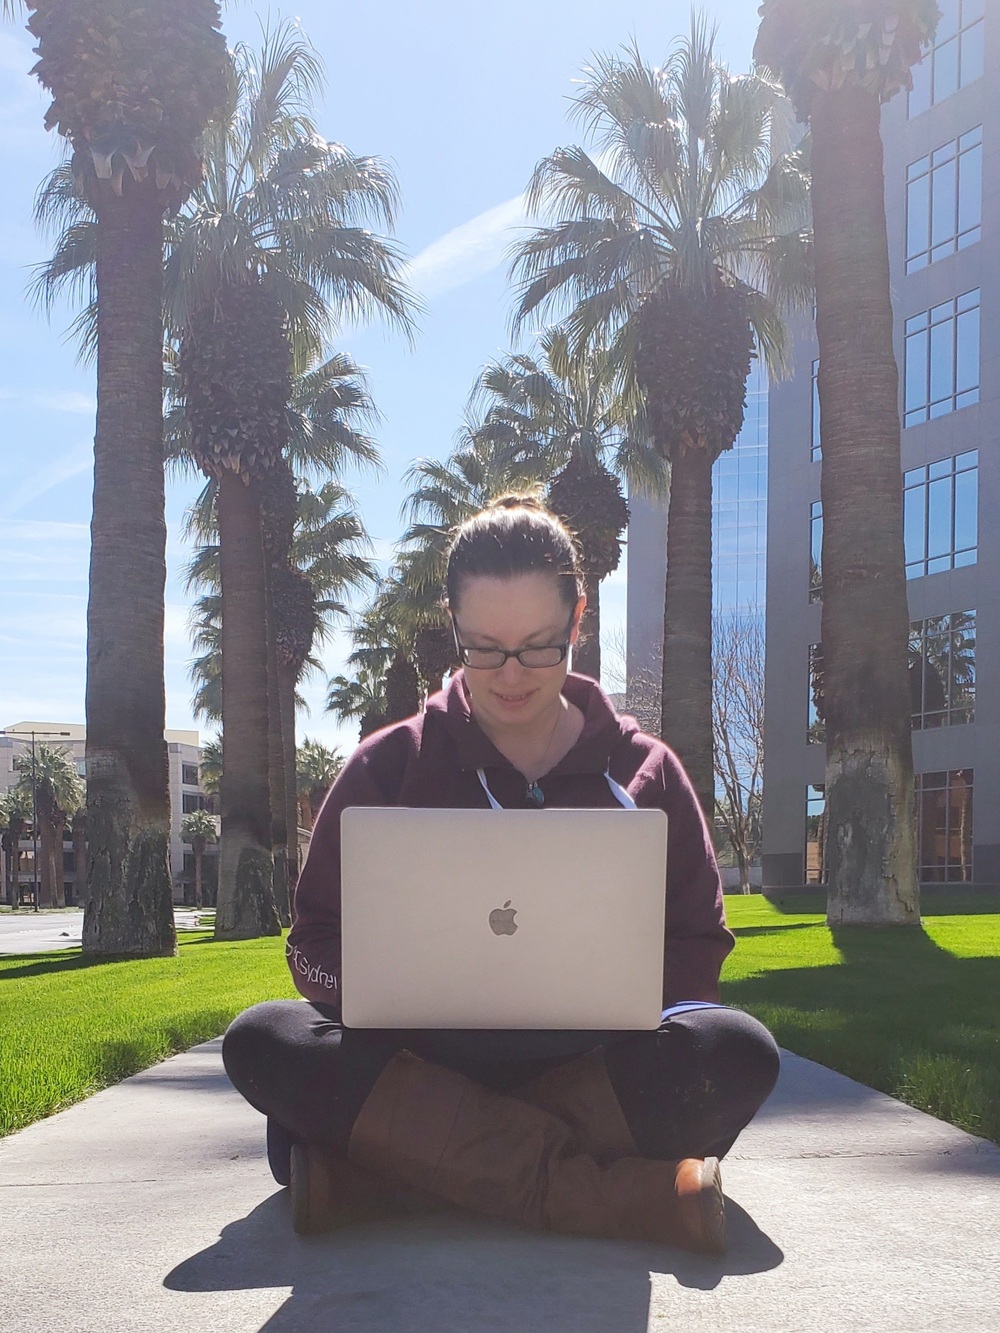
[512,1047,638,1162]
[346,1050,726,1254]
[289,1143,397,1235]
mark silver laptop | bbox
[340,806,668,1030]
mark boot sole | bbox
[289,1143,316,1235]
[698,1157,727,1256]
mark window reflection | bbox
[805,770,975,885]
[916,770,974,881]
[807,611,974,744]
[904,291,980,427]
[805,785,826,884]
[903,451,978,578]
[809,501,822,602]
[906,129,982,273]
[908,0,984,118]
[807,643,825,745]
[909,611,975,728]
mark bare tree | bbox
[604,624,662,739]
[712,614,765,893]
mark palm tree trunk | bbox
[216,471,280,939]
[265,566,290,927]
[4,825,22,907]
[39,814,59,909]
[83,185,176,957]
[72,813,87,908]
[192,837,205,909]
[279,661,299,901]
[812,87,919,927]
[573,575,601,682]
[661,446,715,818]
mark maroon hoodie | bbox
[287,671,734,1012]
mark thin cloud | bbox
[405,194,531,301]
[3,519,89,543]
[0,521,89,585]
[0,441,92,519]
[0,387,97,416]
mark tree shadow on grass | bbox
[0,933,259,980]
[164,1191,782,1331]
[724,923,1000,1145]
[730,923,824,938]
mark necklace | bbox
[524,703,565,807]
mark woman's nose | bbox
[496,653,528,685]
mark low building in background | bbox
[0,722,217,906]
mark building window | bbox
[181,792,208,814]
[809,501,823,602]
[905,128,982,273]
[903,290,979,426]
[807,643,825,745]
[810,360,821,462]
[916,769,973,881]
[182,763,200,787]
[908,0,984,118]
[712,360,768,613]
[808,612,974,743]
[910,611,975,728]
[805,785,826,884]
[903,450,977,578]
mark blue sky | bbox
[0,1,758,753]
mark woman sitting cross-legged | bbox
[222,494,780,1255]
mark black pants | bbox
[223,1000,780,1166]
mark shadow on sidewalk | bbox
[164,1192,782,1331]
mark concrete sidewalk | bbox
[1,1040,998,1333]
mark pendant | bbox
[525,781,545,808]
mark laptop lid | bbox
[340,806,667,1030]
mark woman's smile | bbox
[492,687,537,707]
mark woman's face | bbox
[449,573,584,736]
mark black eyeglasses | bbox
[452,613,575,670]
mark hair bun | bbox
[490,491,545,512]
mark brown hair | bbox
[445,494,583,612]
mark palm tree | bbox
[394,426,553,658]
[23,0,228,955]
[472,330,666,680]
[345,588,422,726]
[186,474,377,887]
[180,808,218,909]
[167,26,414,939]
[1,786,33,907]
[326,669,388,740]
[199,736,224,797]
[510,19,811,815]
[755,1,938,926]
[296,739,345,829]
[14,744,85,909]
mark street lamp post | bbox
[1,729,72,911]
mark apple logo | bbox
[489,900,518,935]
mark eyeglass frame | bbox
[451,610,578,670]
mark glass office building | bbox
[713,360,768,616]
[625,362,768,701]
[762,0,996,888]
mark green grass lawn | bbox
[721,894,1000,1145]
[0,933,295,1136]
[2,895,998,1145]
